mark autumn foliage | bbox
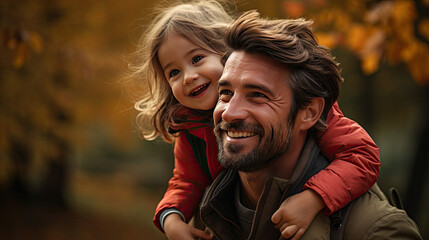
[1,0,428,239]
[283,0,429,85]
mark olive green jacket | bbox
[199,138,422,239]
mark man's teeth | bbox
[227,131,255,138]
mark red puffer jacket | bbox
[153,102,380,232]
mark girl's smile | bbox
[189,82,210,97]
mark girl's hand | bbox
[164,213,213,240]
[271,189,325,240]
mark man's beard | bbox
[214,120,294,172]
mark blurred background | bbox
[1,0,428,239]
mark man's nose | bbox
[221,95,248,123]
[183,69,198,84]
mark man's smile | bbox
[226,130,256,138]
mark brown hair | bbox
[224,11,343,133]
[130,0,233,143]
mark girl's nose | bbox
[183,70,198,84]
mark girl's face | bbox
[158,33,224,110]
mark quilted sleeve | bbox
[153,132,212,232]
[305,102,380,214]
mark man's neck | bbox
[238,132,306,209]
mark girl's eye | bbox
[169,69,180,78]
[192,56,203,64]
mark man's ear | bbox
[297,97,324,131]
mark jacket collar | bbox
[200,137,326,239]
[168,107,212,134]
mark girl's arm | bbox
[307,101,380,214]
[153,132,212,232]
[271,101,380,239]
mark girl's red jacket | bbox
[153,102,380,232]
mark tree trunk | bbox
[9,140,31,202]
[405,85,429,222]
[360,70,376,134]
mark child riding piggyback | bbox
[131,1,380,239]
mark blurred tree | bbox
[282,0,429,230]
[1,0,427,238]
[0,0,135,207]
[1,0,71,206]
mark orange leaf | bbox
[283,1,305,18]
[418,18,429,42]
[310,0,326,7]
[13,43,27,68]
[385,40,404,64]
[361,52,380,75]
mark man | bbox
[198,11,422,239]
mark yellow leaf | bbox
[361,52,380,75]
[391,0,416,24]
[346,24,368,54]
[395,23,415,43]
[316,32,339,49]
[7,38,17,50]
[334,12,352,31]
[13,43,27,68]
[29,32,43,53]
[400,40,419,61]
[316,10,331,26]
[407,45,429,85]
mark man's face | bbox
[214,51,295,172]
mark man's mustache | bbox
[214,120,265,136]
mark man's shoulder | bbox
[344,184,422,239]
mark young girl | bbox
[131,1,380,239]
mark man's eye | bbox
[218,89,232,101]
[251,92,268,98]
[219,89,232,96]
[169,69,180,78]
[192,56,203,64]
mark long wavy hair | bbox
[130,0,233,143]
